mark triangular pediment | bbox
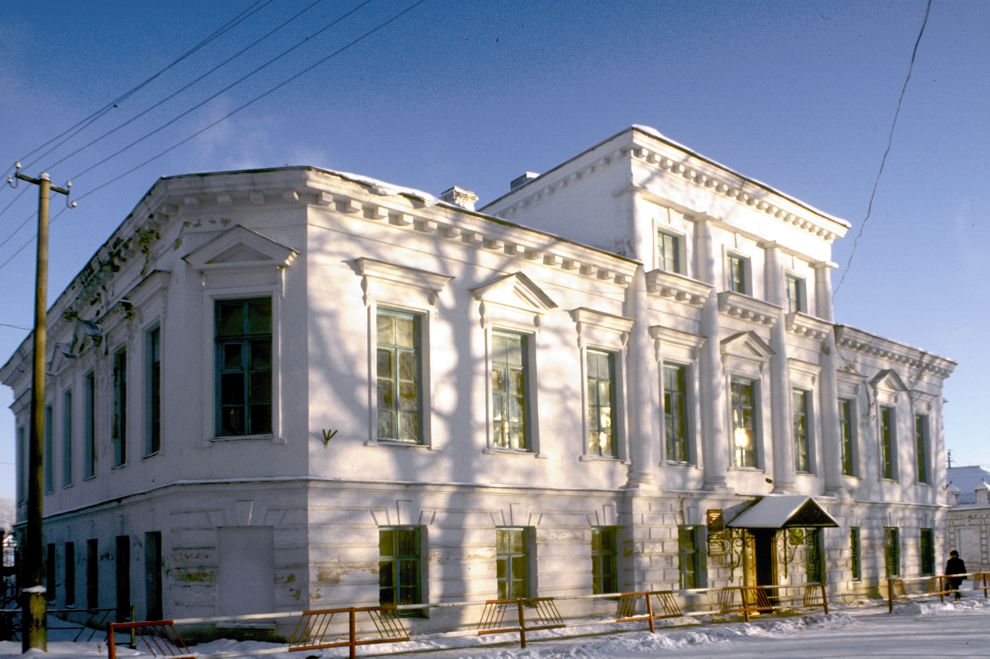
[721,331,774,361]
[870,368,908,392]
[183,225,298,270]
[471,272,557,314]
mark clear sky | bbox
[0,0,987,501]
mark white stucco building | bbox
[2,126,955,624]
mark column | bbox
[820,330,843,495]
[813,261,836,321]
[696,218,728,489]
[762,242,794,492]
[625,266,657,488]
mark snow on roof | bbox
[728,495,838,529]
[948,465,990,505]
[631,124,851,229]
[332,170,441,207]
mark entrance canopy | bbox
[728,495,838,529]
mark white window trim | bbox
[655,228,687,275]
[788,360,820,476]
[784,272,807,314]
[721,331,772,471]
[573,308,632,462]
[202,285,283,444]
[354,258,451,450]
[651,326,704,467]
[725,251,752,295]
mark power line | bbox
[0,207,67,274]
[0,0,428,278]
[69,0,378,182]
[834,0,932,298]
[0,186,28,220]
[46,0,326,172]
[0,323,31,331]
[8,0,275,177]
[77,0,426,201]
[0,210,33,252]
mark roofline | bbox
[482,125,851,231]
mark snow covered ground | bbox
[2,598,989,657]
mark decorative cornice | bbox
[645,269,711,308]
[835,325,956,379]
[717,291,780,326]
[786,312,831,342]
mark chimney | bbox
[439,186,478,211]
[977,486,990,505]
[510,171,540,191]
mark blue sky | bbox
[1,0,987,500]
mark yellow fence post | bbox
[645,592,655,634]
[517,599,527,649]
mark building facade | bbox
[2,127,955,623]
[947,465,990,573]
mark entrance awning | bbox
[727,495,838,529]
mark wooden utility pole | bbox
[7,164,74,652]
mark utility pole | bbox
[6,163,74,652]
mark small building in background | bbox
[947,465,990,572]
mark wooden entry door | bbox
[753,529,778,587]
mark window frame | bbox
[65,541,76,607]
[62,388,73,488]
[378,526,425,612]
[663,362,691,464]
[375,308,425,445]
[213,296,274,439]
[785,273,807,314]
[915,414,929,484]
[489,330,534,453]
[144,324,162,457]
[678,526,706,590]
[883,527,900,578]
[656,229,683,274]
[496,527,533,599]
[850,527,861,581]
[83,371,96,479]
[805,528,824,584]
[726,253,751,295]
[920,528,935,576]
[44,404,54,493]
[839,398,857,477]
[591,527,619,594]
[585,349,618,458]
[792,388,812,474]
[16,425,25,502]
[879,405,897,480]
[730,376,760,468]
[112,346,127,467]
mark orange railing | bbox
[887,572,990,613]
[476,597,565,649]
[106,619,193,659]
[287,605,409,658]
[615,590,683,633]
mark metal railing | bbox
[106,619,193,659]
[718,583,828,622]
[615,590,683,633]
[476,597,565,649]
[887,572,990,613]
[287,605,410,658]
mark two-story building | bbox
[2,126,955,623]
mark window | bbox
[664,364,689,463]
[44,404,53,493]
[376,310,422,443]
[84,372,95,479]
[792,389,811,473]
[115,535,131,623]
[883,527,900,578]
[839,399,856,476]
[491,332,529,451]
[785,275,806,314]
[65,542,76,607]
[145,326,162,456]
[496,527,531,599]
[657,230,682,274]
[379,527,423,608]
[16,426,24,502]
[678,527,706,589]
[586,350,616,457]
[47,543,56,601]
[62,390,73,487]
[915,414,929,484]
[727,254,750,294]
[731,377,758,468]
[920,528,935,577]
[112,347,127,467]
[591,527,618,594]
[145,532,163,620]
[880,406,896,480]
[215,298,272,437]
[850,527,861,581]
[87,538,99,609]
[806,529,824,584]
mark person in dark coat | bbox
[945,550,966,600]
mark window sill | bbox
[211,434,275,442]
[142,450,161,460]
[366,439,433,450]
[580,454,622,463]
[83,474,96,482]
[111,463,127,471]
[61,483,73,490]
[484,447,548,459]
[662,460,698,468]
